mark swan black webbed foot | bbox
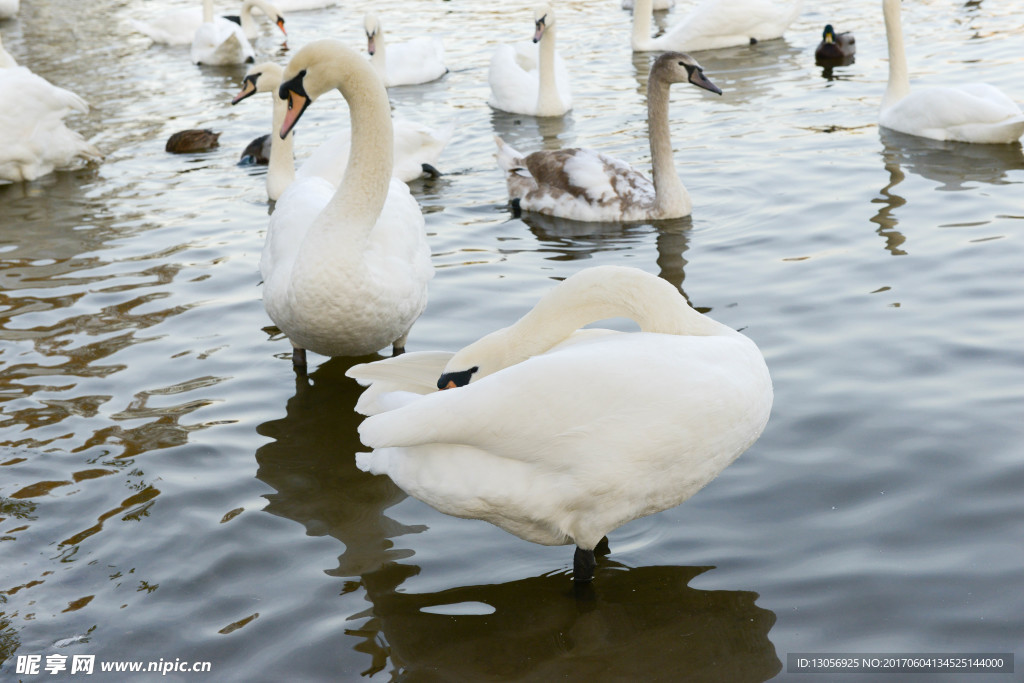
[573,546,596,583]
[420,163,442,178]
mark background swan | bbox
[0,32,16,67]
[191,0,256,65]
[879,0,1024,144]
[131,0,286,46]
[233,62,453,199]
[495,52,720,222]
[632,0,803,52]
[363,12,447,87]
[348,266,773,582]
[265,40,434,371]
[488,5,572,117]
[0,64,103,183]
[623,0,674,10]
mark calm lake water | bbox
[2,0,1023,680]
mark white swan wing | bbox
[391,118,453,181]
[382,38,447,86]
[660,0,802,51]
[260,175,333,282]
[0,67,101,183]
[191,18,255,65]
[295,127,352,187]
[347,350,455,414]
[881,84,1024,143]
[488,43,538,113]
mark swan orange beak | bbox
[231,76,258,105]
[280,91,307,138]
[367,34,376,56]
[533,15,547,43]
[440,381,457,390]
[276,16,287,36]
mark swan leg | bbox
[292,346,308,375]
[391,329,410,357]
[573,546,596,583]
[420,162,442,178]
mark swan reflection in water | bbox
[872,128,1024,255]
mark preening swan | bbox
[814,24,855,62]
[265,40,433,370]
[130,0,286,46]
[488,5,572,117]
[347,266,773,582]
[495,52,720,222]
[0,63,103,183]
[879,0,1024,144]
[232,62,452,199]
[191,0,256,65]
[363,12,447,87]
[632,0,803,52]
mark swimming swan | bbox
[347,266,773,582]
[0,63,103,183]
[191,0,256,65]
[233,62,452,199]
[631,0,803,52]
[265,40,433,370]
[488,5,572,117]
[879,0,1024,144]
[495,52,720,222]
[363,12,447,87]
[131,0,286,45]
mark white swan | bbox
[879,0,1024,144]
[191,0,256,65]
[363,12,447,87]
[233,62,453,199]
[0,63,103,183]
[632,0,803,52]
[488,5,572,117]
[347,266,773,582]
[495,52,720,222]
[265,40,434,370]
[131,0,286,46]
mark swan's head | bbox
[232,62,283,104]
[274,15,287,37]
[364,13,382,55]
[532,5,555,43]
[651,52,722,96]
[436,328,517,389]
[278,40,359,138]
[821,24,836,43]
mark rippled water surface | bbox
[2,0,1023,680]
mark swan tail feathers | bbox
[355,451,389,475]
[494,136,526,172]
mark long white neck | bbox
[631,0,654,50]
[475,267,734,375]
[201,0,214,23]
[0,35,17,68]
[647,72,689,218]
[310,48,394,249]
[241,0,276,36]
[536,25,561,116]
[266,90,295,201]
[882,0,910,109]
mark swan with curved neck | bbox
[880,0,1024,144]
[233,62,452,198]
[363,12,447,87]
[495,51,721,222]
[631,0,803,53]
[487,5,572,117]
[265,40,433,369]
[226,0,287,39]
[191,0,255,65]
[347,266,773,582]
